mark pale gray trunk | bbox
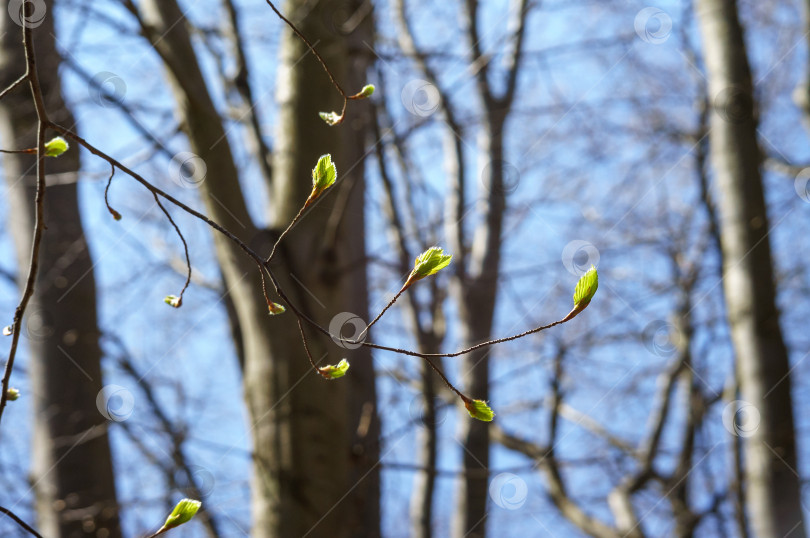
[138,0,378,535]
[452,115,506,538]
[695,0,806,535]
[0,2,121,536]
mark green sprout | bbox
[306,154,337,206]
[465,399,495,422]
[404,247,452,288]
[155,498,201,535]
[573,265,599,310]
[44,137,69,157]
[267,302,286,316]
[164,295,182,308]
[356,84,375,99]
[6,388,20,401]
[319,359,350,379]
[319,111,343,126]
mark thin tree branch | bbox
[0,23,50,428]
[0,505,44,538]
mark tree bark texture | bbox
[138,0,378,535]
[695,0,806,535]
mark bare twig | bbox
[0,24,50,428]
[263,0,369,125]
[153,193,192,304]
[0,505,44,538]
[0,73,28,102]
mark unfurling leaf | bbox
[319,359,350,379]
[573,265,598,309]
[267,302,286,315]
[405,247,452,287]
[44,137,69,157]
[6,388,19,401]
[319,111,343,126]
[465,399,495,422]
[356,84,375,99]
[157,498,201,533]
[164,295,182,308]
[312,154,337,191]
[306,154,338,206]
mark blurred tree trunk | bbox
[695,0,806,535]
[137,0,378,535]
[451,117,505,538]
[0,2,122,536]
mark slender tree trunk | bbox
[0,2,121,536]
[452,114,506,538]
[695,0,806,535]
[138,0,378,535]
[341,5,381,535]
[409,336,441,538]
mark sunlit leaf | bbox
[356,84,375,99]
[465,399,495,422]
[319,359,350,379]
[267,302,286,316]
[406,247,452,286]
[158,498,201,533]
[44,137,69,157]
[319,111,343,126]
[573,265,598,309]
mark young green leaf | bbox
[306,154,338,206]
[465,399,495,422]
[319,111,343,126]
[405,247,452,287]
[319,359,350,379]
[158,498,201,533]
[356,84,375,99]
[164,295,182,308]
[6,388,19,401]
[267,302,286,315]
[312,154,337,191]
[573,265,599,309]
[44,137,69,157]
